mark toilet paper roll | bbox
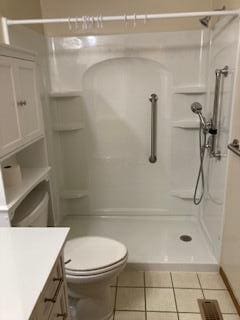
[2,164,22,187]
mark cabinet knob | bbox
[57,313,68,319]
[44,278,63,303]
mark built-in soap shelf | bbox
[60,189,88,200]
[171,190,194,200]
[49,90,82,98]
[53,122,84,132]
[172,120,199,129]
[173,85,206,94]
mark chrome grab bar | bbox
[228,139,240,157]
[149,93,158,163]
[209,65,228,159]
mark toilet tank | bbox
[11,184,49,227]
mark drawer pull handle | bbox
[44,278,63,303]
[17,100,27,106]
[57,313,68,319]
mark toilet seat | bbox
[64,236,128,276]
[66,255,128,277]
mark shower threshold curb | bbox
[125,262,219,272]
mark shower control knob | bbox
[232,139,240,149]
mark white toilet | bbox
[64,236,128,320]
[12,185,128,320]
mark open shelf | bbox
[49,90,82,98]
[53,122,84,132]
[171,190,194,200]
[60,189,88,200]
[172,120,200,129]
[1,166,51,211]
[173,85,206,94]
[0,135,45,163]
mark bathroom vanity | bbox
[0,227,70,320]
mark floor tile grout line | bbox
[114,310,238,315]
[170,272,180,320]
[114,310,217,314]
[143,272,147,320]
[113,277,119,320]
[113,285,228,290]
[196,272,205,299]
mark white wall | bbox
[48,30,209,219]
[220,23,240,299]
[0,0,43,34]
[201,16,240,260]
[40,0,212,36]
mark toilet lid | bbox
[64,236,127,272]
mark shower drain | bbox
[180,234,192,242]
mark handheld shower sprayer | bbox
[191,102,208,132]
[191,101,202,113]
[191,102,208,205]
[190,66,228,205]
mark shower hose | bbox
[193,124,207,205]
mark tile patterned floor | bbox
[110,271,240,320]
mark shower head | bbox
[199,16,211,28]
[191,102,208,130]
[191,102,203,114]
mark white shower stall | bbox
[23,14,239,268]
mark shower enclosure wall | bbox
[47,16,240,268]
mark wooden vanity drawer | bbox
[48,286,69,320]
[37,256,64,319]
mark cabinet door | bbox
[0,57,22,155]
[15,60,43,141]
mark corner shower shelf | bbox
[60,189,88,200]
[1,166,51,211]
[171,190,194,200]
[172,120,199,129]
[53,122,84,131]
[174,85,206,94]
[49,90,82,98]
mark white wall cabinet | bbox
[0,56,22,155]
[0,46,53,227]
[0,54,43,157]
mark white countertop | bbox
[0,227,69,320]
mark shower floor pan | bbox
[60,215,217,271]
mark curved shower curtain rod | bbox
[0,9,239,44]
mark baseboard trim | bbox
[220,266,240,315]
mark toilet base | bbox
[67,281,115,320]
